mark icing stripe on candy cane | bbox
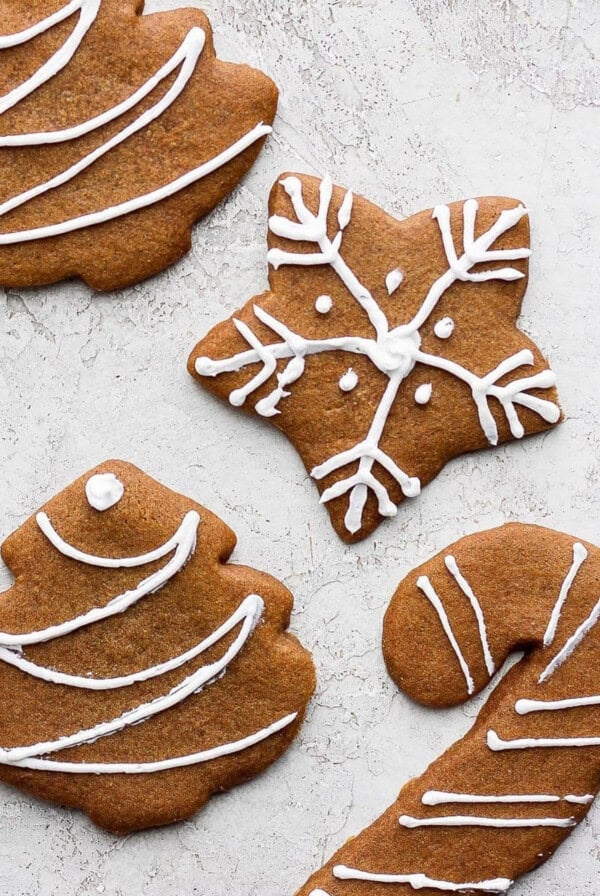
[399,814,575,829]
[444,555,495,676]
[539,593,600,683]
[0,502,296,773]
[416,574,475,694]
[0,2,271,243]
[515,695,600,714]
[543,542,588,647]
[487,731,600,751]
[421,791,593,806]
[332,868,513,893]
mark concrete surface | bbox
[0,0,599,894]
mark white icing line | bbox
[3,712,298,774]
[36,508,198,568]
[488,731,600,751]
[333,867,512,893]
[543,543,588,647]
[516,695,600,715]
[539,594,600,683]
[0,124,271,244]
[422,790,593,806]
[0,596,264,767]
[399,814,575,828]
[445,555,495,676]
[417,575,475,695]
[0,594,263,690]
[0,511,200,647]
[0,0,101,114]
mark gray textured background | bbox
[0,1,599,893]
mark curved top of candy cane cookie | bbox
[383,523,600,707]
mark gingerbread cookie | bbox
[0,461,315,832]
[0,1,277,290]
[298,523,599,895]
[189,175,561,543]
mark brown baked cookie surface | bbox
[0,460,315,833]
[188,175,561,543]
[298,523,600,895]
[0,0,277,290]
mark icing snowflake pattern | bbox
[193,176,560,537]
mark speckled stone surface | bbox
[0,1,598,894]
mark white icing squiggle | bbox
[399,814,575,829]
[445,555,495,676]
[543,543,588,647]
[516,695,600,715]
[488,731,600,751]
[422,791,592,806]
[539,594,600,683]
[0,5,271,244]
[0,504,296,773]
[333,867,512,893]
[0,594,262,691]
[417,575,475,695]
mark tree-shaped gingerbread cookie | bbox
[189,175,561,542]
[0,461,315,832]
[0,0,277,289]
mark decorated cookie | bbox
[0,0,277,290]
[298,523,599,895]
[0,461,315,832]
[189,175,561,543]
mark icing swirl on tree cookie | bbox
[0,471,297,774]
[0,1,271,245]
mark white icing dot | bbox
[315,294,333,314]
[414,383,432,405]
[385,268,404,295]
[339,368,358,392]
[85,473,124,511]
[434,316,454,339]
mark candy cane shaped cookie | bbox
[298,523,599,896]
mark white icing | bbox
[4,713,297,774]
[422,791,591,806]
[434,317,454,339]
[0,7,271,243]
[516,695,600,714]
[315,295,333,314]
[488,731,600,751]
[339,368,358,392]
[385,268,403,295]
[417,575,474,695]
[85,473,124,511]
[445,555,495,676]
[337,190,353,231]
[543,542,588,647]
[414,383,432,405]
[333,867,512,893]
[196,178,559,534]
[0,503,295,773]
[0,594,262,691]
[539,593,600,683]
[399,814,575,829]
